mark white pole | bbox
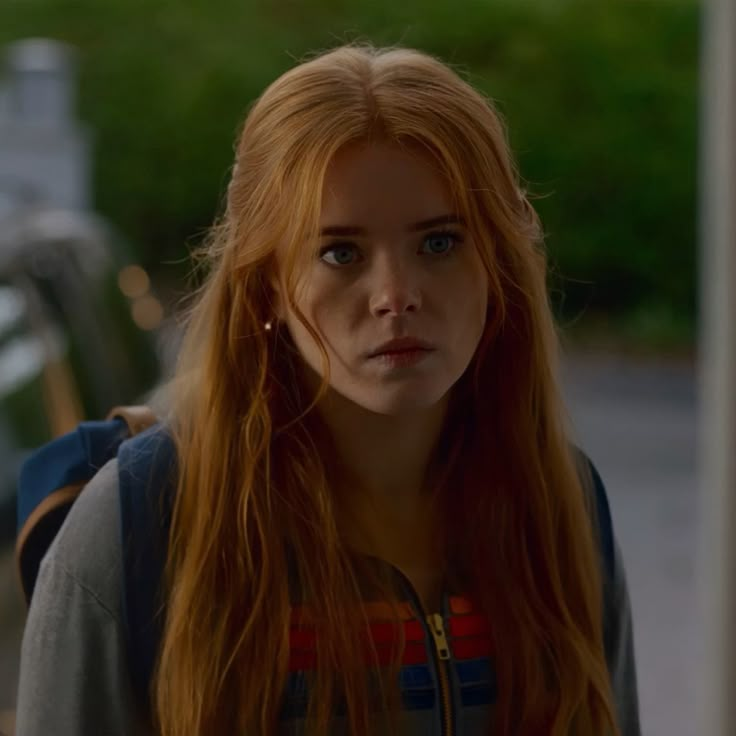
[697,0,736,733]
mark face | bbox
[274,142,488,416]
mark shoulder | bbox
[42,457,124,618]
[17,457,157,736]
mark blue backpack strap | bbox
[117,424,177,710]
[587,458,616,583]
[573,446,616,582]
[16,417,131,603]
[580,455,628,683]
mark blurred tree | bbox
[0,0,698,347]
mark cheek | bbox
[475,283,489,334]
[451,286,488,373]
[286,281,353,358]
[465,296,488,358]
[306,288,347,339]
[466,255,490,334]
[449,265,488,341]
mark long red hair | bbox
[154,44,619,735]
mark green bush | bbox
[0,0,698,345]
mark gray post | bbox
[0,38,91,213]
[697,0,736,733]
[6,38,76,126]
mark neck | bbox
[316,389,450,597]
[318,388,448,509]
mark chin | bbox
[341,384,450,417]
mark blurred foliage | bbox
[61,269,161,415]
[1,377,50,449]
[0,0,698,345]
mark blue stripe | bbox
[456,658,497,707]
[399,665,433,688]
[399,664,435,710]
[455,658,492,685]
[401,689,436,710]
[399,664,435,711]
[286,671,309,696]
[281,696,309,720]
[281,693,349,719]
[288,667,434,694]
[461,684,498,707]
[282,692,437,717]
[282,669,437,717]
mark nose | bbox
[368,255,422,317]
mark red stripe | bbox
[401,641,429,665]
[448,613,491,638]
[369,641,429,667]
[289,650,317,670]
[290,627,316,650]
[402,620,425,642]
[289,640,429,671]
[451,636,493,660]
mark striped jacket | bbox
[15,421,640,735]
[283,591,496,735]
[118,428,640,735]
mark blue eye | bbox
[319,243,360,266]
[421,230,462,256]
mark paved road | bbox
[0,351,698,736]
[562,352,697,736]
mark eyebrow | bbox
[319,214,467,237]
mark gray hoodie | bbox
[15,458,641,735]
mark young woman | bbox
[16,44,640,735]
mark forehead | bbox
[320,142,455,228]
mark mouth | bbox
[367,337,435,359]
[368,337,435,367]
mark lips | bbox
[368,337,435,358]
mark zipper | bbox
[388,564,455,736]
[427,611,453,736]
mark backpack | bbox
[15,410,616,708]
[15,405,175,705]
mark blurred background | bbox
[0,1,699,734]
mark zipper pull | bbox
[427,613,451,660]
